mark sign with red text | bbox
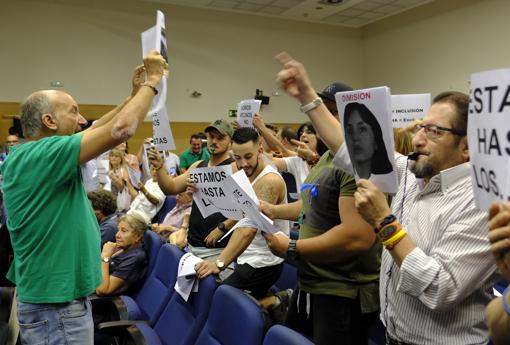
[335,86,398,193]
[468,69,510,211]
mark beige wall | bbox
[362,0,510,96]
[0,0,363,124]
[2,0,510,137]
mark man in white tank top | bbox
[195,127,289,299]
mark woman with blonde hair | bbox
[108,149,131,211]
[96,211,148,296]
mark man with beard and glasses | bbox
[148,119,236,277]
[195,127,288,301]
[274,52,499,345]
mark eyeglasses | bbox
[414,124,466,139]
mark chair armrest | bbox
[91,296,129,325]
[97,320,148,332]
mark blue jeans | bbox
[17,297,93,345]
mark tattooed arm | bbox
[195,173,285,279]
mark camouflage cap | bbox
[205,119,233,137]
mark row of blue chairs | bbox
[93,233,311,344]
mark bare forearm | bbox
[95,263,111,296]
[112,177,125,191]
[259,126,294,157]
[296,225,376,263]
[274,200,302,221]
[298,91,344,154]
[143,189,160,205]
[126,182,138,200]
[156,168,182,195]
[486,294,510,345]
[87,96,132,131]
[218,228,256,266]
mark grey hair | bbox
[119,212,148,239]
[20,91,54,138]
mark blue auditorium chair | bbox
[263,325,313,345]
[143,230,164,278]
[114,275,217,345]
[155,196,177,224]
[93,243,183,326]
[194,285,267,345]
[271,262,297,293]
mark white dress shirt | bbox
[334,146,499,345]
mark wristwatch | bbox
[215,259,226,271]
[217,222,227,232]
[102,256,110,263]
[299,97,323,114]
[287,240,300,261]
[375,214,396,234]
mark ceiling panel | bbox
[141,0,438,28]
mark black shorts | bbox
[223,262,283,299]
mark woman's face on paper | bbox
[345,110,376,165]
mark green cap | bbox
[205,119,233,137]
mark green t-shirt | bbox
[179,147,210,170]
[0,133,101,303]
[298,152,381,313]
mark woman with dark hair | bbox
[344,102,392,179]
[296,121,328,157]
[253,114,326,195]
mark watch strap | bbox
[215,259,226,271]
[299,97,323,114]
[287,239,300,260]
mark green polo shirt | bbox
[298,152,381,313]
[179,147,210,170]
[0,133,101,303]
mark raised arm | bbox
[147,148,189,195]
[85,65,146,132]
[253,113,296,157]
[79,51,166,165]
[275,52,344,154]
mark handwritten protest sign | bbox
[468,68,510,210]
[237,99,262,127]
[391,94,430,128]
[141,10,176,150]
[191,167,277,234]
[228,171,275,233]
[335,87,398,194]
[189,165,244,220]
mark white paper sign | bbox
[141,10,176,151]
[391,94,430,128]
[189,165,244,220]
[227,171,276,233]
[237,99,262,127]
[174,253,203,301]
[468,68,510,210]
[335,87,398,194]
